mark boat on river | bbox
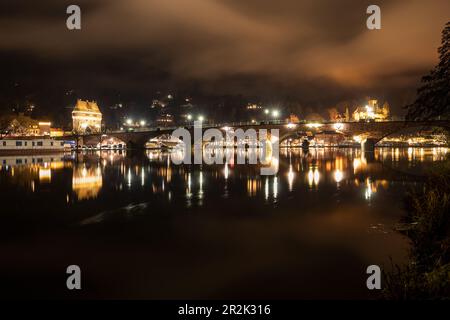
[0,138,71,155]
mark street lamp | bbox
[264,109,270,115]
[140,120,146,127]
[187,114,192,120]
[198,115,204,122]
[126,118,133,125]
[272,110,280,118]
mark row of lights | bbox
[124,109,279,127]
[186,114,205,122]
[264,109,280,118]
[125,118,147,127]
[124,115,207,128]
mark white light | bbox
[187,114,192,120]
[308,168,314,187]
[272,110,279,117]
[287,165,295,191]
[306,123,323,129]
[273,177,278,199]
[334,169,343,183]
[126,119,133,125]
[365,178,372,200]
[198,116,204,122]
[140,120,146,126]
[264,109,270,115]
[224,163,229,180]
[314,169,320,185]
[366,105,375,118]
[286,122,297,129]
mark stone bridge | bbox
[68,120,450,151]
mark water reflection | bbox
[1,147,448,299]
[287,164,295,191]
[0,147,448,209]
[247,178,260,197]
[334,169,343,184]
[73,164,103,200]
[0,154,70,190]
[307,166,320,188]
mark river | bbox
[0,147,447,299]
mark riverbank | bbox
[384,158,450,299]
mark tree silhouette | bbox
[406,22,450,120]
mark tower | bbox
[72,100,102,134]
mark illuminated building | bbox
[156,114,174,127]
[352,99,390,122]
[287,113,300,123]
[49,128,64,137]
[151,99,167,109]
[246,103,262,110]
[72,99,103,134]
[0,116,61,137]
[38,122,51,136]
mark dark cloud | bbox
[0,0,448,115]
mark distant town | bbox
[0,96,447,149]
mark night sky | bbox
[0,0,449,125]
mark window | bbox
[16,159,22,164]
[24,141,27,146]
[37,141,43,147]
[32,142,35,147]
[60,142,64,146]
[16,141,22,147]
[50,142,54,146]
[2,141,5,146]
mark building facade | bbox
[0,114,54,137]
[352,99,390,122]
[72,100,103,134]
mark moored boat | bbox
[0,138,71,155]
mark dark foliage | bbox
[405,22,450,120]
[384,161,450,299]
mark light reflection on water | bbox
[0,147,448,299]
[0,147,448,206]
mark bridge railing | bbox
[101,119,450,135]
[104,120,293,134]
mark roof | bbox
[73,100,101,114]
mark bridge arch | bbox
[279,131,308,144]
[98,135,127,149]
[279,130,346,146]
[374,122,450,145]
